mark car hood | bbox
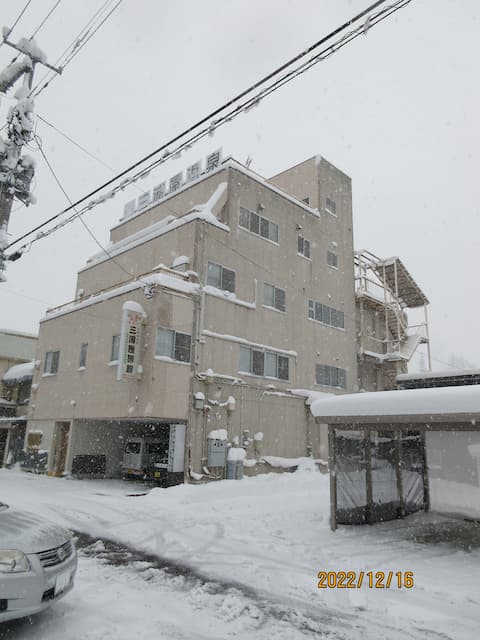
[0,506,71,554]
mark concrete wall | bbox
[30,287,193,423]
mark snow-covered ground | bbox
[1,465,479,639]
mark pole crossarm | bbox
[1,37,62,75]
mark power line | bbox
[0,0,34,48]
[31,0,64,39]
[34,134,136,282]
[31,0,123,98]
[6,0,412,254]
[35,113,148,197]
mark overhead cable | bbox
[6,0,412,254]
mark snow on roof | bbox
[310,385,480,420]
[2,360,35,383]
[397,369,480,381]
[0,328,37,339]
[82,185,229,272]
[42,271,200,322]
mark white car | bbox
[0,501,77,622]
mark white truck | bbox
[122,424,185,486]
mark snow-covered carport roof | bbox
[310,385,480,426]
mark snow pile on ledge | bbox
[2,361,35,383]
[207,429,228,441]
[261,456,318,471]
[227,447,246,462]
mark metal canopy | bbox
[374,257,429,308]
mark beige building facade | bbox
[25,154,427,481]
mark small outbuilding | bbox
[310,385,480,530]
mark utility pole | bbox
[0,33,61,281]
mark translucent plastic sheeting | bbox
[401,431,424,515]
[335,430,367,524]
[427,431,480,519]
[370,430,400,521]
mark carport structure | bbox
[310,385,480,530]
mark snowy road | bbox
[1,467,479,639]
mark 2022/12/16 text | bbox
[317,571,414,589]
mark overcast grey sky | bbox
[0,0,478,371]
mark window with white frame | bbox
[207,261,235,293]
[315,364,346,389]
[325,196,337,215]
[327,250,338,268]
[156,328,191,363]
[239,206,279,243]
[111,334,120,362]
[79,342,88,368]
[43,350,60,374]
[308,299,345,329]
[263,283,286,312]
[238,345,289,380]
[297,234,311,258]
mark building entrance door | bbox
[51,422,70,476]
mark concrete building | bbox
[25,154,428,481]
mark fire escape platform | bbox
[373,257,429,308]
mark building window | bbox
[315,364,346,389]
[325,197,337,216]
[239,206,279,243]
[263,283,286,312]
[238,345,289,380]
[43,350,60,375]
[156,328,191,363]
[207,261,235,293]
[327,251,338,269]
[308,299,345,329]
[79,343,88,368]
[297,235,311,259]
[111,335,120,362]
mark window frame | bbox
[315,364,347,389]
[155,327,192,363]
[263,282,286,312]
[238,206,279,245]
[297,234,311,259]
[325,196,337,216]
[238,345,290,381]
[43,350,60,375]
[327,250,339,269]
[79,342,88,369]
[110,334,120,363]
[308,299,345,330]
[206,261,235,293]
